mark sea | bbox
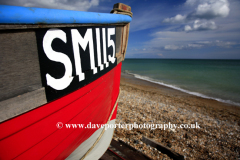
[121,59,240,106]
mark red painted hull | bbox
[0,63,122,159]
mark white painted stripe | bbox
[66,119,115,160]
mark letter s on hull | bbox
[43,29,73,90]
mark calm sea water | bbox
[122,59,240,106]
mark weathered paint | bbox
[0,5,132,24]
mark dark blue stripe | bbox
[0,5,132,24]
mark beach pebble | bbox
[113,80,240,160]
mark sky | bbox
[1,0,239,59]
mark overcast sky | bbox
[1,0,239,59]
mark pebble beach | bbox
[113,73,240,160]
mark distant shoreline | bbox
[122,71,240,107]
[121,72,240,115]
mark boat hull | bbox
[0,63,121,160]
[0,3,132,159]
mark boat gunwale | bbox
[0,5,132,25]
[0,23,127,30]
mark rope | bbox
[80,89,121,160]
[111,8,133,17]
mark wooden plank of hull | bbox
[0,63,121,159]
[0,88,46,122]
[0,31,42,102]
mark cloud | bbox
[204,40,239,48]
[131,48,148,51]
[163,14,186,23]
[127,0,240,59]
[163,0,230,32]
[189,0,230,19]
[163,40,238,50]
[184,20,217,31]
[185,0,198,6]
[184,25,192,31]
[164,43,203,50]
[164,45,184,50]
[0,0,99,11]
[187,43,203,48]
[143,29,240,54]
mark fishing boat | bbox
[0,3,132,160]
